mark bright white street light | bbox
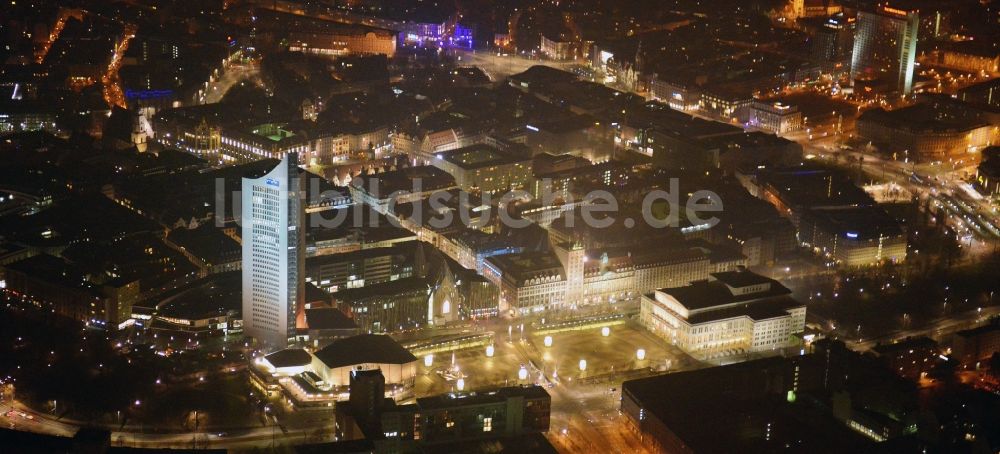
[601,326,610,337]
[518,366,528,380]
[424,354,434,367]
[543,336,553,347]
[456,378,465,391]
[636,349,646,361]
[485,344,495,357]
[578,359,587,372]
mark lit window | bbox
[483,417,492,432]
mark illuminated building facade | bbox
[650,79,701,111]
[241,153,305,348]
[430,144,533,195]
[541,34,575,61]
[640,270,806,360]
[749,101,803,135]
[850,5,919,96]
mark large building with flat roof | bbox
[331,277,432,333]
[640,269,805,360]
[951,321,1000,366]
[3,254,138,330]
[798,205,907,266]
[332,366,551,451]
[749,101,802,135]
[305,243,419,293]
[857,100,996,163]
[430,144,532,194]
[349,166,457,215]
[620,342,903,453]
[255,9,396,57]
[744,166,907,266]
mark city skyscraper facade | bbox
[850,4,919,96]
[241,152,305,348]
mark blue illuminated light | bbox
[125,89,175,100]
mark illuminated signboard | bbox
[882,6,910,16]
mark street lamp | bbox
[543,336,553,347]
[601,326,610,337]
[636,349,646,361]
[485,344,495,357]
[518,366,528,381]
[424,354,434,367]
[578,359,587,372]
[456,378,465,391]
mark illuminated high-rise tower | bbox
[241,152,305,348]
[850,4,919,96]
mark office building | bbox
[957,78,1000,109]
[744,166,907,266]
[540,34,575,61]
[650,79,701,111]
[870,336,941,380]
[850,5,919,96]
[797,206,908,266]
[348,166,457,215]
[334,366,551,450]
[483,251,566,315]
[3,254,138,330]
[699,85,752,121]
[430,144,533,195]
[332,277,432,333]
[0,102,60,136]
[951,321,1000,366]
[749,101,803,135]
[811,13,855,65]
[620,341,917,453]
[241,153,305,348]
[410,386,551,444]
[305,243,419,293]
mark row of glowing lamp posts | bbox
[421,326,648,391]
